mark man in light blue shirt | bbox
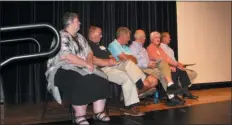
[108,39,133,61]
[108,27,158,114]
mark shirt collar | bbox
[114,39,120,45]
[114,39,126,47]
[133,41,143,47]
[89,40,100,46]
[161,43,169,47]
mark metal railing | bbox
[0,24,60,67]
[1,37,41,52]
[0,24,61,104]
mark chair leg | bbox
[41,90,48,120]
[0,76,5,104]
[69,104,75,124]
[105,100,110,115]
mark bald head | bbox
[134,29,146,44]
[88,26,102,43]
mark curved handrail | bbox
[0,24,61,68]
[1,37,41,52]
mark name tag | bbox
[99,46,106,51]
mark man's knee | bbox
[118,73,131,85]
[158,60,169,68]
[146,75,158,88]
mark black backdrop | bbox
[0,1,178,104]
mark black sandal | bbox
[75,116,89,125]
[93,111,110,122]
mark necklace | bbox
[156,50,160,55]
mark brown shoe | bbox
[120,106,144,116]
[138,87,156,99]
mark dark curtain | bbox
[0,1,178,104]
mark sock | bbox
[135,79,144,90]
[168,94,175,99]
[167,82,174,87]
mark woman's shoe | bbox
[93,111,110,122]
[75,115,89,125]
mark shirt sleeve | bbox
[160,44,177,62]
[160,48,170,61]
[138,59,148,68]
[77,33,93,57]
[108,42,123,58]
[129,43,139,56]
[130,44,148,68]
[86,42,93,54]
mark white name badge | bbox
[99,46,106,51]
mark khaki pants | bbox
[142,60,171,91]
[142,61,198,91]
[101,60,146,106]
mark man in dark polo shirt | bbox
[88,26,158,116]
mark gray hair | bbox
[150,31,160,41]
[62,12,78,28]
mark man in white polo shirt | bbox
[160,32,197,84]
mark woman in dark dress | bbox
[46,12,111,124]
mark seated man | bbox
[130,29,185,106]
[88,26,157,116]
[147,31,198,99]
[160,32,197,84]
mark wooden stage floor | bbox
[0,87,231,125]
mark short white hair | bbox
[150,31,160,41]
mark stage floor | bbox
[33,100,232,125]
[1,87,231,125]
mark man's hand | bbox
[127,55,138,64]
[148,61,156,68]
[177,65,185,71]
[178,62,184,67]
[170,66,176,72]
[176,62,185,71]
[109,55,117,61]
[108,59,120,66]
[118,53,138,64]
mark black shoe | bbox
[165,96,185,106]
[166,84,184,95]
[176,95,186,103]
[183,93,199,99]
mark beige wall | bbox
[176,2,231,83]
